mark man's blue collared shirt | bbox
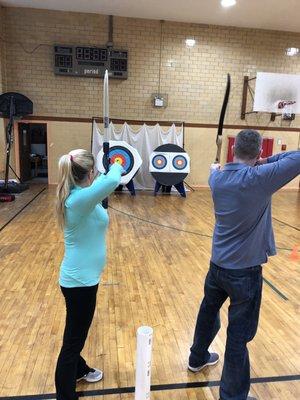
[209,151,300,269]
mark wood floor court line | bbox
[0,187,46,233]
[108,206,291,301]
[1,374,300,400]
[272,217,300,231]
[262,278,288,300]
[0,188,299,399]
[109,206,298,251]
[0,191,291,301]
[0,190,295,307]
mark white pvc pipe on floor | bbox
[134,326,153,400]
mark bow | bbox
[102,70,110,209]
[215,73,231,163]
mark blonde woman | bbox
[55,149,123,400]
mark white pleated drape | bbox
[92,120,183,190]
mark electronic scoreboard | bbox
[54,45,128,79]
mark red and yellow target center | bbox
[157,159,162,165]
[177,160,183,165]
[115,157,123,164]
[111,155,125,165]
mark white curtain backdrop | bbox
[92,120,183,190]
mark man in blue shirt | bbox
[188,130,300,400]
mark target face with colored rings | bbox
[152,154,167,170]
[106,146,134,173]
[172,155,188,170]
[96,140,142,185]
[149,143,190,186]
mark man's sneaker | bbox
[188,352,219,372]
[77,368,103,383]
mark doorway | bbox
[18,123,48,183]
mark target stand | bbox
[154,182,186,197]
[149,144,190,197]
[115,179,136,196]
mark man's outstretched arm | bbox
[256,150,300,194]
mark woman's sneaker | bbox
[188,352,219,372]
[77,368,103,383]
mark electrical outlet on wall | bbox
[151,93,168,108]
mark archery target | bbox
[169,153,190,173]
[109,146,134,173]
[149,144,190,186]
[172,155,187,170]
[152,154,167,170]
[96,140,142,185]
[150,153,168,172]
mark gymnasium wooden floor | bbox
[0,185,299,400]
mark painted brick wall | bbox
[0,7,6,93]
[2,7,300,126]
[0,7,299,187]
[0,7,7,174]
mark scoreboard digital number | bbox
[75,46,107,62]
[54,45,128,79]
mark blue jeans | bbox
[189,262,262,400]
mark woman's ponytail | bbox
[56,154,75,230]
[56,149,94,229]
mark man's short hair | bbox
[234,129,262,160]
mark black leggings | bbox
[55,284,98,400]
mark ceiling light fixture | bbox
[286,47,299,56]
[221,0,237,7]
[185,38,196,47]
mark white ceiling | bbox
[1,0,300,33]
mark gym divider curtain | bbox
[92,120,183,190]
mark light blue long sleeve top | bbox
[209,151,300,269]
[59,163,123,287]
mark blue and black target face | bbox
[151,143,188,186]
[152,154,167,170]
[172,155,188,170]
[103,146,134,174]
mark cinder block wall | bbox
[0,7,6,174]
[3,7,300,122]
[1,7,300,186]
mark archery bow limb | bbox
[102,69,110,209]
[215,73,231,163]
